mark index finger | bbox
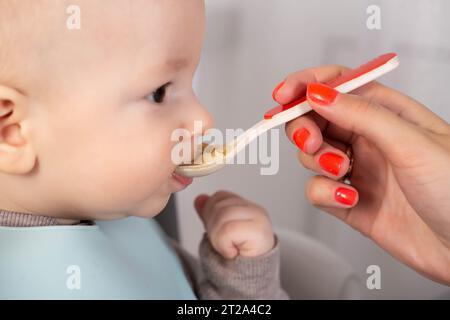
[275,65,449,135]
[274,65,350,105]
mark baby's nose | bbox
[186,102,214,134]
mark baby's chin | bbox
[129,173,192,219]
[129,193,172,219]
[78,175,178,221]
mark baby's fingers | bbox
[211,221,249,259]
[211,220,273,259]
[194,191,239,224]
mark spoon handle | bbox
[227,53,400,159]
[175,53,400,178]
[263,53,399,121]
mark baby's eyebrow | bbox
[165,58,189,71]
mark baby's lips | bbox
[172,172,193,187]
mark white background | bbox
[176,0,450,299]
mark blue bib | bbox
[0,217,196,299]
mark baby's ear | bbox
[0,85,36,174]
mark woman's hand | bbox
[273,65,450,284]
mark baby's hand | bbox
[194,191,275,259]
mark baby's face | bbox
[22,0,211,220]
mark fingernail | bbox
[272,80,286,100]
[307,83,339,106]
[319,152,344,176]
[335,187,357,206]
[293,128,310,152]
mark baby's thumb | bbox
[306,83,426,166]
[194,194,209,217]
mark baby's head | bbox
[0,0,212,221]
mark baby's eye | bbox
[149,83,170,104]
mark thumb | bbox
[194,194,209,216]
[306,83,429,167]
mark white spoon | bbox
[175,53,400,178]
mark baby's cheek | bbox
[47,136,172,216]
[43,107,176,214]
[88,140,173,208]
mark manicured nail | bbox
[335,187,357,206]
[293,128,310,152]
[307,83,339,106]
[272,80,286,101]
[319,152,344,176]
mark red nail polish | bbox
[335,187,357,206]
[293,128,310,152]
[307,83,339,106]
[319,152,344,176]
[272,80,286,101]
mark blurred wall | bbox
[176,0,450,299]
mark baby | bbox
[0,0,287,299]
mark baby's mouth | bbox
[171,172,193,188]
